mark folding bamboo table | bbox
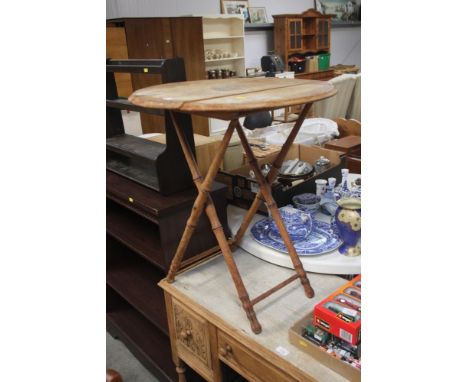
[129,77,336,334]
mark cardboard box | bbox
[211,133,243,171]
[216,144,345,214]
[305,56,319,73]
[289,313,360,382]
[314,275,361,345]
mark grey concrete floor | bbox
[107,332,160,382]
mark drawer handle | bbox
[219,344,232,357]
[180,329,192,340]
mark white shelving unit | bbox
[200,15,246,136]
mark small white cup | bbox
[315,179,327,198]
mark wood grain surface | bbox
[128,78,336,119]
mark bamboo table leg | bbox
[232,103,313,246]
[234,120,314,298]
[166,116,235,283]
[167,112,262,334]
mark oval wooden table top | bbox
[129,77,336,120]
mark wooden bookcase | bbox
[202,15,245,79]
[201,15,246,136]
[106,170,229,382]
[273,9,332,78]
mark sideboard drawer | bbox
[218,332,293,382]
[172,300,212,374]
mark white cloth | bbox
[247,118,339,146]
[312,74,357,120]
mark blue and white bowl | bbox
[292,193,321,214]
[293,193,317,205]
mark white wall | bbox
[106,0,314,19]
[107,0,361,68]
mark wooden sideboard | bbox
[106,170,229,382]
[159,249,352,382]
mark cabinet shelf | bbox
[244,23,273,31]
[205,56,245,63]
[107,200,164,269]
[107,238,169,335]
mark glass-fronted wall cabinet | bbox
[273,9,332,75]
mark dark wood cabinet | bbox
[273,9,332,74]
[106,18,208,135]
[106,170,228,382]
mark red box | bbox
[313,275,361,345]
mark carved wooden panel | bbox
[173,300,211,369]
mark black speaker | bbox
[261,55,285,74]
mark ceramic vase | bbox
[336,168,351,199]
[334,198,361,257]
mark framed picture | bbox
[318,0,361,23]
[221,1,250,22]
[248,7,268,24]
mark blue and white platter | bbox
[250,214,342,256]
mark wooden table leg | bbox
[232,102,313,246]
[235,121,314,298]
[175,358,187,382]
[167,116,235,283]
[167,113,262,334]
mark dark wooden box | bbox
[216,144,345,215]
